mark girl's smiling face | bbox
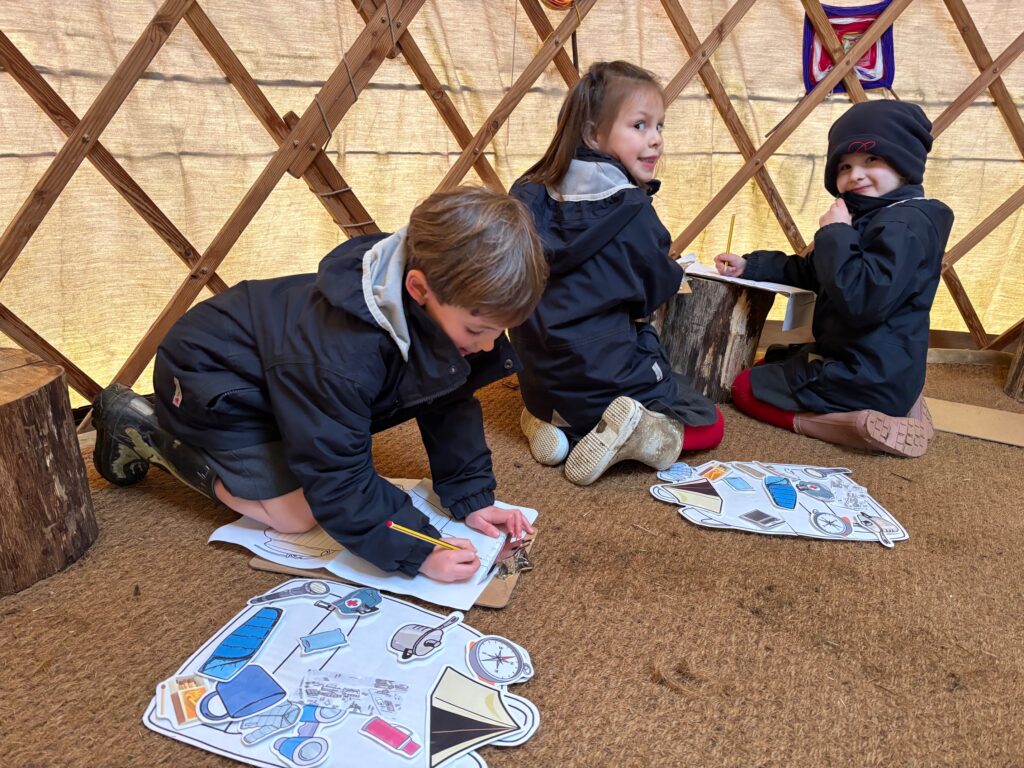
[589,86,665,184]
[836,152,904,197]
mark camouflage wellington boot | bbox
[92,383,217,497]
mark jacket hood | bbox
[514,149,659,278]
[315,229,413,361]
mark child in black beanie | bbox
[715,100,954,457]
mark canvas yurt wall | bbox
[0,0,1021,408]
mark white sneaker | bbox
[520,409,570,466]
[563,397,683,486]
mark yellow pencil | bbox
[725,213,736,254]
[386,520,460,550]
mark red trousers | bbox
[730,368,796,431]
[682,407,726,450]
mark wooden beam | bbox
[942,0,1024,158]
[942,181,1024,270]
[941,266,988,348]
[355,0,505,191]
[185,3,378,236]
[800,0,869,102]
[519,0,579,87]
[662,0,756,106]
[0,30,229,295]
[436,0,598,192]
[109,0,426,389]
[660,0,806,253]
[983,318,1023,351]
[931,28,1024,138]
[0,0,195,284]
[669,0,912,255]
[0,303,100,402]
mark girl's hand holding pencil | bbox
[714,252,747,277]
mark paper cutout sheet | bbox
[210,479,539,611]
[652,461,907,547]
[685,263,816,331]
[144,579,538,768]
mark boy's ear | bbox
[405,268,431,306]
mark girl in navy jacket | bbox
[716,100,953,457]
[510,61,723,486]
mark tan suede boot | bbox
[906,394,935,440]
[563,397,684,486]
[520,409,570,466]
[793,409,930,458]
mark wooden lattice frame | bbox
[0,0,1022,413]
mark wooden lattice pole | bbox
[669,0,913,255]
[1005,334,1024,402]
[436,0,598,191]
[519,0,580,87]
[354,0,505,191]
[0,303,99,402]
[0,0,195,284]
[0,30,229,296]
[800,0,870,102]
[108,0,427,391]
[185,3,379,237]
[660,0,807,254]
[942,0,1024,158]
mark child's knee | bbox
[272,514,317,535]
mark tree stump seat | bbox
[0,348,97,595]
[655,275,777,403]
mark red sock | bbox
[731,368,797,431]
[682,407,725,451]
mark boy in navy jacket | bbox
[717,100,954,457]
[92,187,547,581]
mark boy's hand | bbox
[820,198,852,227]
[466,505,535,541]
[419,538,480,582]
[714,252,747,277]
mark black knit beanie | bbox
[823,100,933,196]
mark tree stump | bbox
[1005,333,1024,403]
[0,349,97,595]
[655,276,775,403]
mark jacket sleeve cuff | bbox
[742,251,765,281]
[395,535,438,576]
[448,490,496,520]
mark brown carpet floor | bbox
[2,362,1022,768]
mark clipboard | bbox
[247,534,536,609]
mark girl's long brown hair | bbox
[523,61,663,188]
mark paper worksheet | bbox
[685,262,816,331]
[209,479,538,610]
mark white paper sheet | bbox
[209,479,538,611]
[685,262,817,331]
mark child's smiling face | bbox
[590,87,665,184]
[836,152,904,197]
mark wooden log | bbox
[1005,334,1024,403]
[656,277,775,403]
[0,348,97,595]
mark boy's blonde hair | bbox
[406,186,547,326]
[523,61,663,188]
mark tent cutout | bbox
[429,666,520,766]
[657,479,723,514]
